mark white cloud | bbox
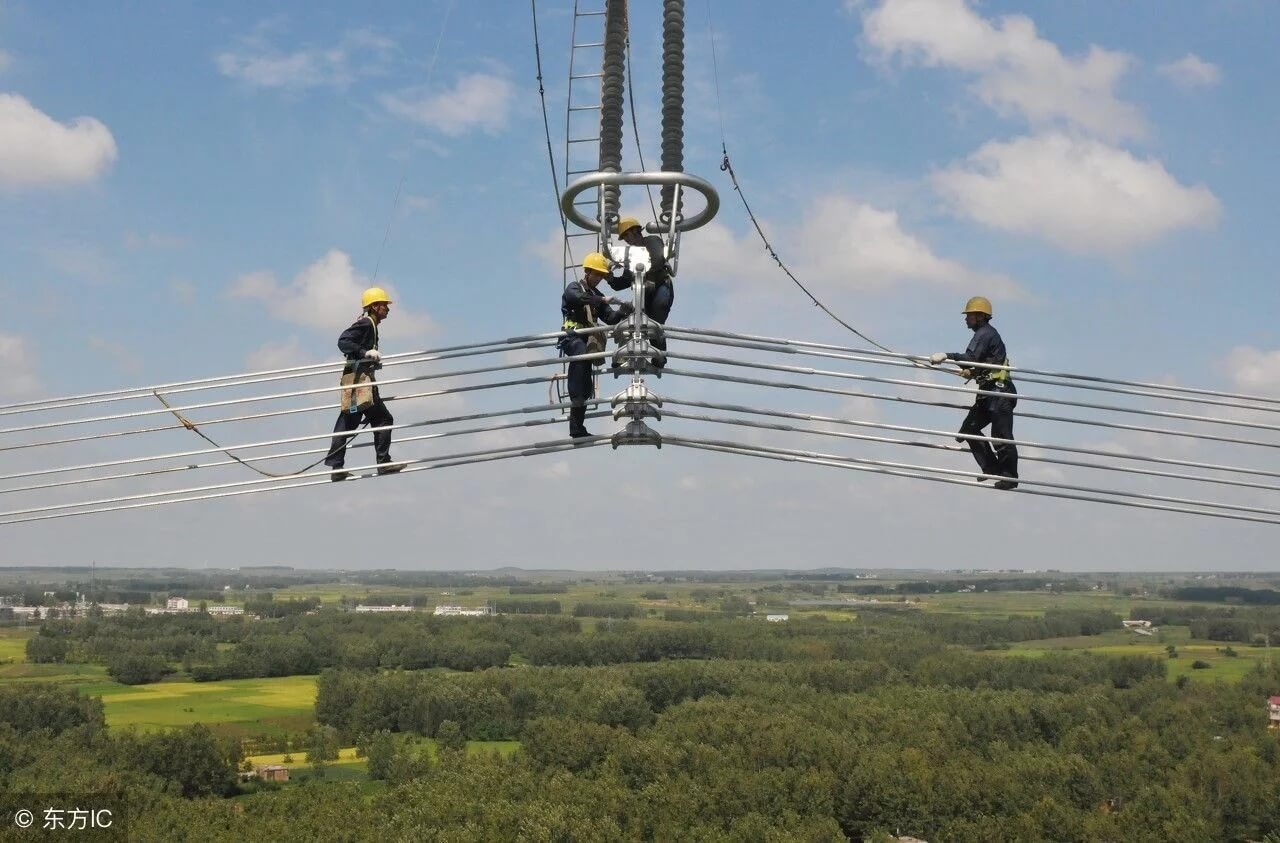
[932,133,1221,253]
[217,26,395,90]
[1158,53,1222,89]
[0,94,117,188]
[790,195,1020,295]
[380,73,514,136]
[229,249,434,341]
[861,0,1144,141]
[677,196,1020,297]
[0,333,39,398]
[246,338,314,372]
[1223,347,1280,396]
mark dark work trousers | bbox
[560,334,594,435]
[325,389,394,468]
[645,280,674,364]
[957,382,1018,479]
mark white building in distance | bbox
[433,605,493,617]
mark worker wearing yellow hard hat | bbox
[324,287,404,481]
[928,296,1019,490]
[608,214,674,367]
[559,253,634,438]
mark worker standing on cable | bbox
[324,288,404,481]
[929,296,1019,490]
[609,216,673,367]
[560,253,634,438]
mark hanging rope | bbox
[530,0,571,254]
[625,35,659,223]
[702,1,933,369]
[152,390,349,479]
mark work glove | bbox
[615,303,635,319]
[363,349,382,362]
[928,352,948,365]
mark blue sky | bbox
[2,0,1278,569]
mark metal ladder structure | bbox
[561,2,609,288]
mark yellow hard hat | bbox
[582,252,611,274]
[362,287,392,308]
[962,296,992,316]
[616,216,642,236]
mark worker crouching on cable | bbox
[560,253,634,439]
[929,296,1019,490]
[324,287,404,481]
[608,215,673,367]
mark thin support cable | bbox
[0,435,612,521]
[667,324,1280,408]
[665,436,1280,528]
[662,367,1280,452]
[531,0,572,254]
[667,351,1280,436]
[371,0,457,281]
[4,373,565,453]
[625,35,659,223]
[660,407,1280,500]
[6,408,611,497]
[1,398,608,484]
[0,351,611,438]
[0,326,615,418]
[666,327,1280,416]
[662,397,1280,486]
[0,439,611,527]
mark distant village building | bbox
[1268,696,1280,728]
[766,614,789,623]
[254,765,289,783]
[166,597,189,611]
[1122,619,1152,629]
[432,604,493,617]
[206,605,244,616]
[355,604,416,613]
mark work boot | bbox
[568,405,589,439]
[330,470,351,482]
[377,462,405,476]
[993,477,1019,491]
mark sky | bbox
[1,0,1279,570]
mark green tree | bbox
[436,720,466,753]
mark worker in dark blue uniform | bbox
[324,287,403,481]
[929,296,1019,489]
[560,253,633,438]
[608,216,673,367]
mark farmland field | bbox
[988,624,1278,682]
[0,628,32,663]
[91,675,318,737]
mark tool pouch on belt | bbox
[582,303,606,364]
[339,364,375,414]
